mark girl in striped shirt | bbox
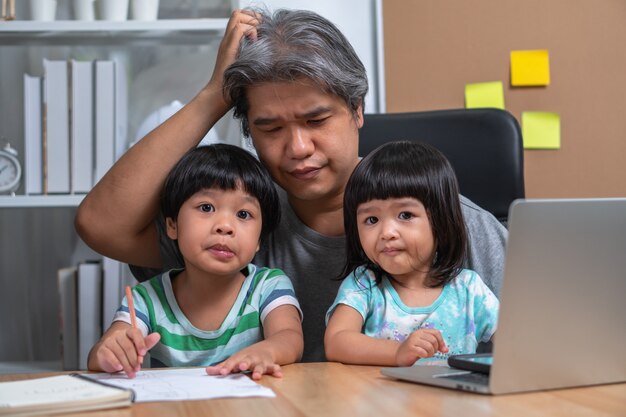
[88,144,303,380]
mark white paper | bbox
[84,368,275,402]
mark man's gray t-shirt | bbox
[131,190,507,363]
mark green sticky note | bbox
[465,81,505,109]
[510,50,551,86]
[522,112,560,149]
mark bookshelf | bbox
[0,18,229,209]
[0,17,230,367]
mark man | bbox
[76,9,507,362]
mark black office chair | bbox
[359,108,525,225]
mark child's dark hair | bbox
[342,141,467,287]
[161,144,280,245]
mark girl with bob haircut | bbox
[325,141,498,366]
[89,144,303,380]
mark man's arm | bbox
[75,10,260,268]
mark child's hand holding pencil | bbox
[125,285,143,367]
[87,286,161,377]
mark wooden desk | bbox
[2,363,624,417]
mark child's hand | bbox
[91,323,160,378]
[396,328,448,366]
[205,344,282,381]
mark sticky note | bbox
[510,50,550,86]
[465,81,505,109]
[522,112,560,149]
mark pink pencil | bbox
[125,286,137,329]
[125,285,143,368]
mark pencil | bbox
[125,285,137,329]
[125,285,143,369]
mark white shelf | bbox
[0,195,85,208]
[0,18,229,45]
[0,18,229,32]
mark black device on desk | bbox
[448,353,492,374]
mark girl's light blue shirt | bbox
[326,267,499,360]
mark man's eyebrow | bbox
[252,116,279,126]
[299,106,333,119]
[252,106,333,126]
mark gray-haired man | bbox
[76,9,506,363]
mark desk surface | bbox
[1,362,624,417]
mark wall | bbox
[383,0,626,198]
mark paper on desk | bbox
[84,368,275,402]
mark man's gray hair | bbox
[223,8,369,137]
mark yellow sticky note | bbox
[522,112,560,149]
[510,50,550,86]
[465,81,505,109]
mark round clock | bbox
[0,142,22,195]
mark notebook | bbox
[381,198,626,394]
[0,374,133,416]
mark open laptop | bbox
[381,198,626,394]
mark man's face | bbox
[246,79,363,205]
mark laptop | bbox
[381,198,626,394]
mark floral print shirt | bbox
[326,267,499,360]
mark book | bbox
[101,257,122,331]
[0,374,133,417]
[23,74,43,195]
[57,266,78,371]
[114,59,128,160]
[94,60,115,184]
[43,59,70,194]
[70,60,95,194]
[77,261,102,370]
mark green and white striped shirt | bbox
[113,264,301,367]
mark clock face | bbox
[0,152,21,193]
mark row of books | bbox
[23,58,128,195]
[57,257,136,370]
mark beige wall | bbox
[383,0,626,198]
